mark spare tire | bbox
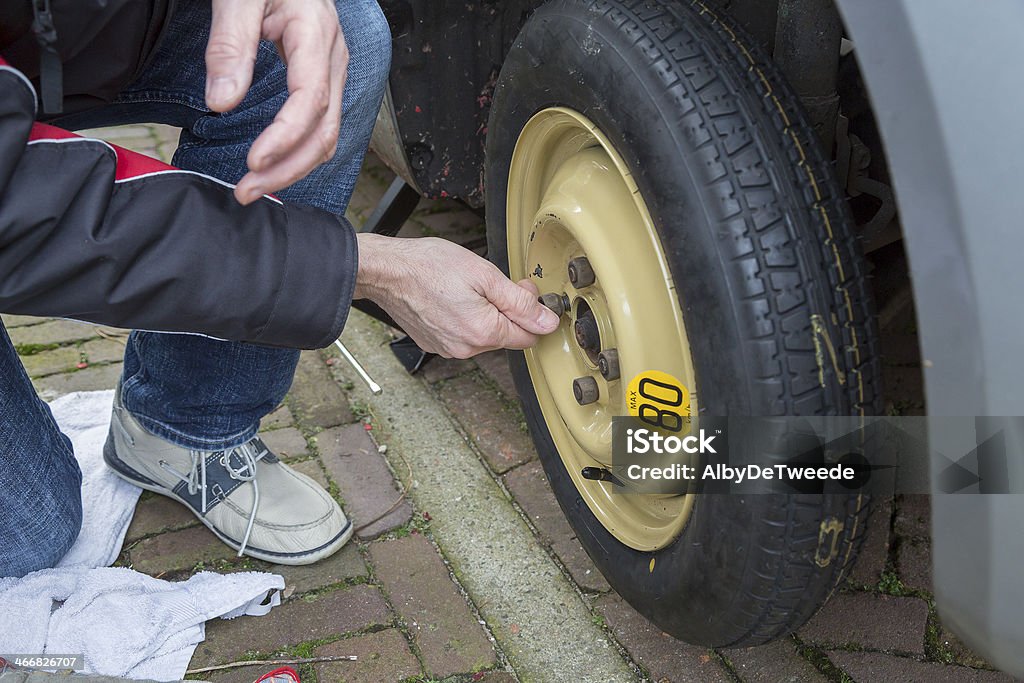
[485,0,882,647]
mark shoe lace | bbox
[160,439,268,557]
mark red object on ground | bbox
[253,666,300,683]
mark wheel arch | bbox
[839,0,1024,676]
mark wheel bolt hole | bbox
[573,299,602,364]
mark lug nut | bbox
[597,348,620,380]
[573,376,599,405]
[574,313,601,351]
[567,256,596,288]
[538,292,570,317]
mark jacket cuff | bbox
[253,202,358,349]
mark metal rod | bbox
[333,339,383,395]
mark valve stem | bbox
[581,467,624,486]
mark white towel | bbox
[0,390,285,681]
[0,568,283,679]
[51,391,141,568]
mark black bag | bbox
[0,0,176,116]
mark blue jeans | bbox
[0,0,390,577]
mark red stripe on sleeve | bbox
[28,122,177,181]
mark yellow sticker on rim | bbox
[626,370,692,435]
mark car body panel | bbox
[838,0,1024,675]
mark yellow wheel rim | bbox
[507,107,699,551]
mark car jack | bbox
[389,335,435,374]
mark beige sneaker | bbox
[103,389,351,564]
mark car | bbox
[360,0,1024,675]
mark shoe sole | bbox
[103,434,353,565]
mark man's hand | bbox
[206,0,348,205]
[354,234,561,358]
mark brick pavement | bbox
[4,122,1014,682]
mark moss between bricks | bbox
[793,636,855,683]
[14,342,59,356]
[924,603,957,665]
[877,570,910,597]
[384,513,432,541]
[189,623,396,680]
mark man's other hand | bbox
[206,0,348,205]
[354,234,561,358]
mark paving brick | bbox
[192,584,391,667]
[439,374,536,473]
[594,594,733,683]
[109,136,158,154]
[894,494,931,540]
[262,404,295,430]
[939,624,999,670]
[897,538,932,594]
[151,125,181,163]
[151,123,180,141]
[503,461,609,593]
[881,331,924,367]
[456,673,517,683]
[80,124,157,141]
[34,362,122,399]
[347,165,392,220]
[207,664,284,683]
[408,204,485,241]
[315,628,422,683]
[80,338,125,364]
[725,639,828,682]
[419,355,474,383]
[848,496,892,586]
[124,494,198,543]
[318,424,412,539]
[129,525,235,576]
[266,543,366,597]
[21,339,123,377]
[2,314,45,328]
[883,366,926,415]
[19,346,81,378]
[9,319,107,346]
[260,427,308,461]
[799,592,929,654]
[474,350,518,399]
[288,351,354,428]
[290,458,329,489]
[828,651,1014,682]
[370,534,496,677]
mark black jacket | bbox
[0,0,359,349]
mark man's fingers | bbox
[234,4,347,203]
[489,275,560,336]
[495,315,541,350]
[206,0,264,111]
[235,126,335,203]
[247,88,335,172]
[518,278,541,296]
